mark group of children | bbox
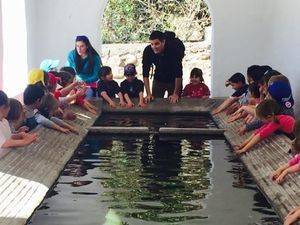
[0,59,298,223]
[97,64,210,107]
[212,65,300,225]
[0,61,211,151]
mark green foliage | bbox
[102,0,211,43]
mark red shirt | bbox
[254,115,295,139]
[182,83,210,98]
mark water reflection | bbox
[29,135,281,225]
[97,135,211,223]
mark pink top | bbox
[182,83,210,98]
[254,115,295,139]
[288,154,300,167]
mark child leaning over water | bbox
[39,94,79,134]
[182,68,210,98]
[6,99,28,133]
[97,66,126,108]
[24,84,72,133]
[234,99,295,155]
[271,120,300,184]
[0,91,37,152]
[56,71,97,114]
[120,64,146,108]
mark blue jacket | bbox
[66,50,102,83]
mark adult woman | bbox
[66,35,102,97]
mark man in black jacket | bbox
[142,31,185,103]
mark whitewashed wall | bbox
[0,0,299,114]
[25,0,106,69]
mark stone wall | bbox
[100,41,211,89]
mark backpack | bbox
[164,31,185,60]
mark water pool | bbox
[94,113,216,129]
[28,134,280,225]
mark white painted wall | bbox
[0,0,298,114]
[264,0,300,115]
[25,0,106,70]
[207,0,300,114]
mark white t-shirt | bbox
[0,118,12,147]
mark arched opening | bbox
[100,0,212,95]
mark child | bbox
[39,94,79,134]
[28,69,49,89]
[182,68,210,98]
[258,69,281,101]
[44,72,79,119]
[235,99,295,155]
[228,83,260,123]
[267,79,294,115]
[120,64,146,108]
[97,66,126,108]
[247,65,272,84]
[271,120,300,184]
[57,71,98,114]
[6,99,28,133]
[212,73,248,115]
[239,74,292,136]
[40,59,60,72]
[60,66,76,78]
[23,84,71,133]
[0,91,37,153]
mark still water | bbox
[94,114,216,129]
[29,134,280,225]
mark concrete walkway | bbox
[213,111,300,223]
[0,106,99,225]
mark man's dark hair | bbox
[228,73,246,84]
[99,66,112,78]
[0,91,9,107]
[149,31,165,41]
[23,85,45,105]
